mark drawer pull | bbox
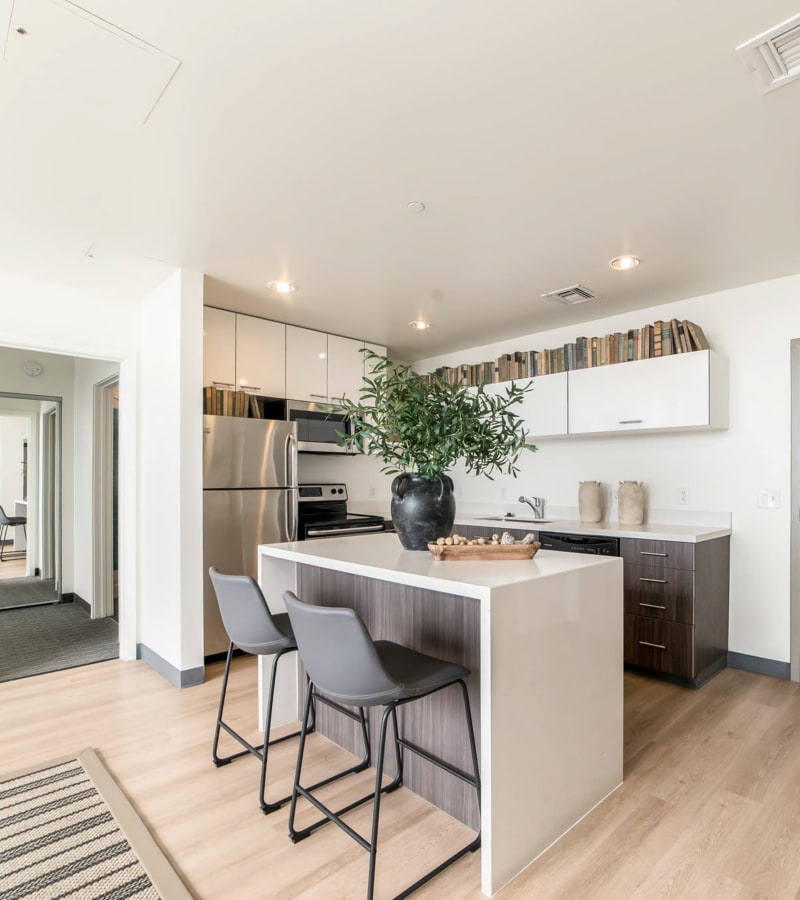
[618,419,643,424]
[638,640,667,650]
[640,551,668,557]
[639,577,667,584]
[639,602,667,610]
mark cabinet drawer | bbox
[620,538,694,571]
[623,564,694,624]
[624,615,694,677]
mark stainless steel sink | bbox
[477,515,552,524]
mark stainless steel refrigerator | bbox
[202,414,298,656]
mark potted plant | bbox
[326,351,537,550]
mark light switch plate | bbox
[758,489,780,509]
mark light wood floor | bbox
[3,660,800,899]
[0,555,27,580]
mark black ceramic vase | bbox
[390,473,456,551]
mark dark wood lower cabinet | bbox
[621,536,730,688]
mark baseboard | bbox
[727,651,790,680]
[61,592,90,614]
[136,643,205,688]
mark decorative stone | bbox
[500,531,515,544]
[578,481,603,523]
[618,480,645,525]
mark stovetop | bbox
[298,483,385,538]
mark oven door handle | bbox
[306,524,385,538]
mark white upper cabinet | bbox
[327,335,366,402]
[483,372,568,438]
[235,315,286,397]
[568,350,728,435]
[203,307,236,387]
[286,326,328,402]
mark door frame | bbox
[791,339,800,682]
[93,375,119,619]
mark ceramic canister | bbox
[578,481,603,523]
[618,480,645,525]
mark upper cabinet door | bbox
[568,350,726,434]
[235,315,286,397]
[483,373,568,438]
[203,307,236,387]
[286,326,328,401]
[327,335,366,403]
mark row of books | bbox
[427,319,710,385]
[203,386,263,417]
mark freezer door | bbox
[203,415,298,489]
[203,486,298,656]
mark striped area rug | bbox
[0,749,193,900]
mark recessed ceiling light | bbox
[267,280,297,293]
[609,255,640,271]
[409,320,431,330]
[406,201,426,213]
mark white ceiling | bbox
[1,0,799,360]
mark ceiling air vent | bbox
[737,13,800,93]
[540,284,599,306]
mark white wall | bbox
[73,357,120,610]
[413,272,800,665]
[138,269,204,673]
[0,414,30,514]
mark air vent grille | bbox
[737,14,800,93]
[540,284,599,306]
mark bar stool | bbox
[283,589,481,900]
[209,568,371,815]
[0,504,26,561]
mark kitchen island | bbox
[258,533,624,896]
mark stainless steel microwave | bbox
[286,399,359,454]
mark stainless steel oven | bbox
[298,483,385,539]
[287,400,359,454]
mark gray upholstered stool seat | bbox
[283,589,481,900]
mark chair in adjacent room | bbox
[282,589,481,900]
[0,504,27,562]
[209,568,371,814]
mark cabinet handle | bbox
[618,419,643,424]
[638,640,666,650]
[310,393,328,399]
[639,602,667,610]
[639,577,667,584]
[238,385,261,393]
[212,381,235,389]
[640,551,667,557]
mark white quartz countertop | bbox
[454,515,732,543]
[259,532,620,600]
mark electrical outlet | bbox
[758,489,780,509]
[500,487,506,499]
[368,485,375,498]
[678,487,690,505]
[611,486,619,503]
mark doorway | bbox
[0,393,60,608]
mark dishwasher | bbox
[538,531,620,556]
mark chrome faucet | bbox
[519,495,545,518]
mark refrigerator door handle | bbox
[286,431,298,488]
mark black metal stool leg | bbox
[366,703,396,900]
[212,643,239,766]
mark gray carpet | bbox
[0,576,58,609]
[0,603,118,682]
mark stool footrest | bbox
[396,736,479,787]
